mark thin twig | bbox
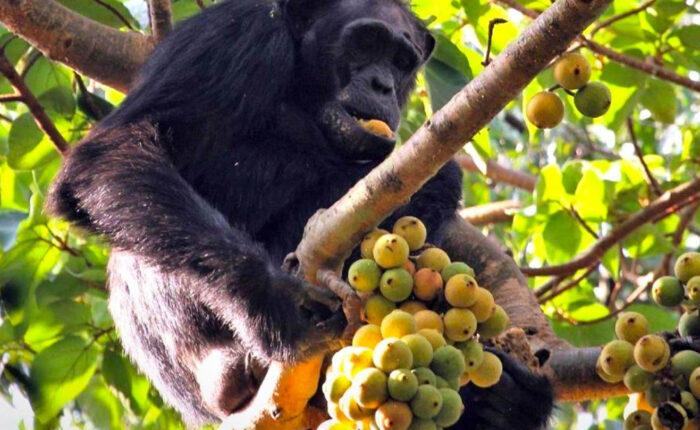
[554,277,649,325]
[482,18,508,66]
[0,52,68,154]
[569,206,599,239]
[590,0,658,37]
[148,0,174,41]
[627,117,662,196]
[74,73,109,121]
[455,154,537,191]
[657,202,700,276]
[538,264,598,302]
[521,178,700,277]
[91,0,134,30]
[534,272,570,297]
[19,50,42,79]
[492,0,700,93]
[0,94,22,103]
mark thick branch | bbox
[148,0,174,41]
[442,218,622,402]
[0,53,68,154]
[296,0,613,285]
[440,218,564,352]
[0,0,154,92]
[456,154,536,191]
[548,347,627,401]
[459,200,520,225]
[493,0,700,93]
[521,178,700,277]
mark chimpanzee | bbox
[47,0,553,428]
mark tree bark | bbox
[459,200,521,225]
[0,0,154,92]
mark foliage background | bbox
[0,0,698,428]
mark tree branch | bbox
[582,38,700,93]
[589,0,658,37]
[548,347,628,401]
[456,154,537,191]
[492,0,700,93]
[521,178,700,277]
[0,52,68,154]
[148,0,173,41]
[627,117,662,197]
[657,202,699,276]
[0,0,155,93]
[537,264,598,302]
[459,200,521,225]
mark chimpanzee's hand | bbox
[282,252,358,358]
[457,348,553,430]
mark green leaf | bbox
[77,377,125,429]
[551,318,615,347]
[574,169,607,221]
[29,335,99,422]
[0,237,61,324]
[561,160,585,194]
[431,33,473,80]
[600,60,647,88]
[38,87,76,120]
[57,0,138,29]
[87,294,113,329]
[640,78,677,124]
[24,300,91,348]
[601,246,620,279]
[673,25,700,50]
[535,165,567,207]
[623,223,673,258]
[425,57,470,112]
[35,273,89,306]
[172,0,215,22]
[643,0,688,34]
[22,57,71,99]
[102,349,151,414]
[542,211,582,264]
[7,114,59,170]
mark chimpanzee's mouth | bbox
[344,107,397,141]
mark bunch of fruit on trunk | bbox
[318,216,509,430]
[597,252,700,430]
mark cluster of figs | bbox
[598,252,700,430]
[318,217,509,430]
[526,52,612,129]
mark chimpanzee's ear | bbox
[280,0,326,37]
[423,32,436,61]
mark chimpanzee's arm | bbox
[47,122,329,362]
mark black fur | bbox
[458,348,554,430]
[47,0,551,427]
